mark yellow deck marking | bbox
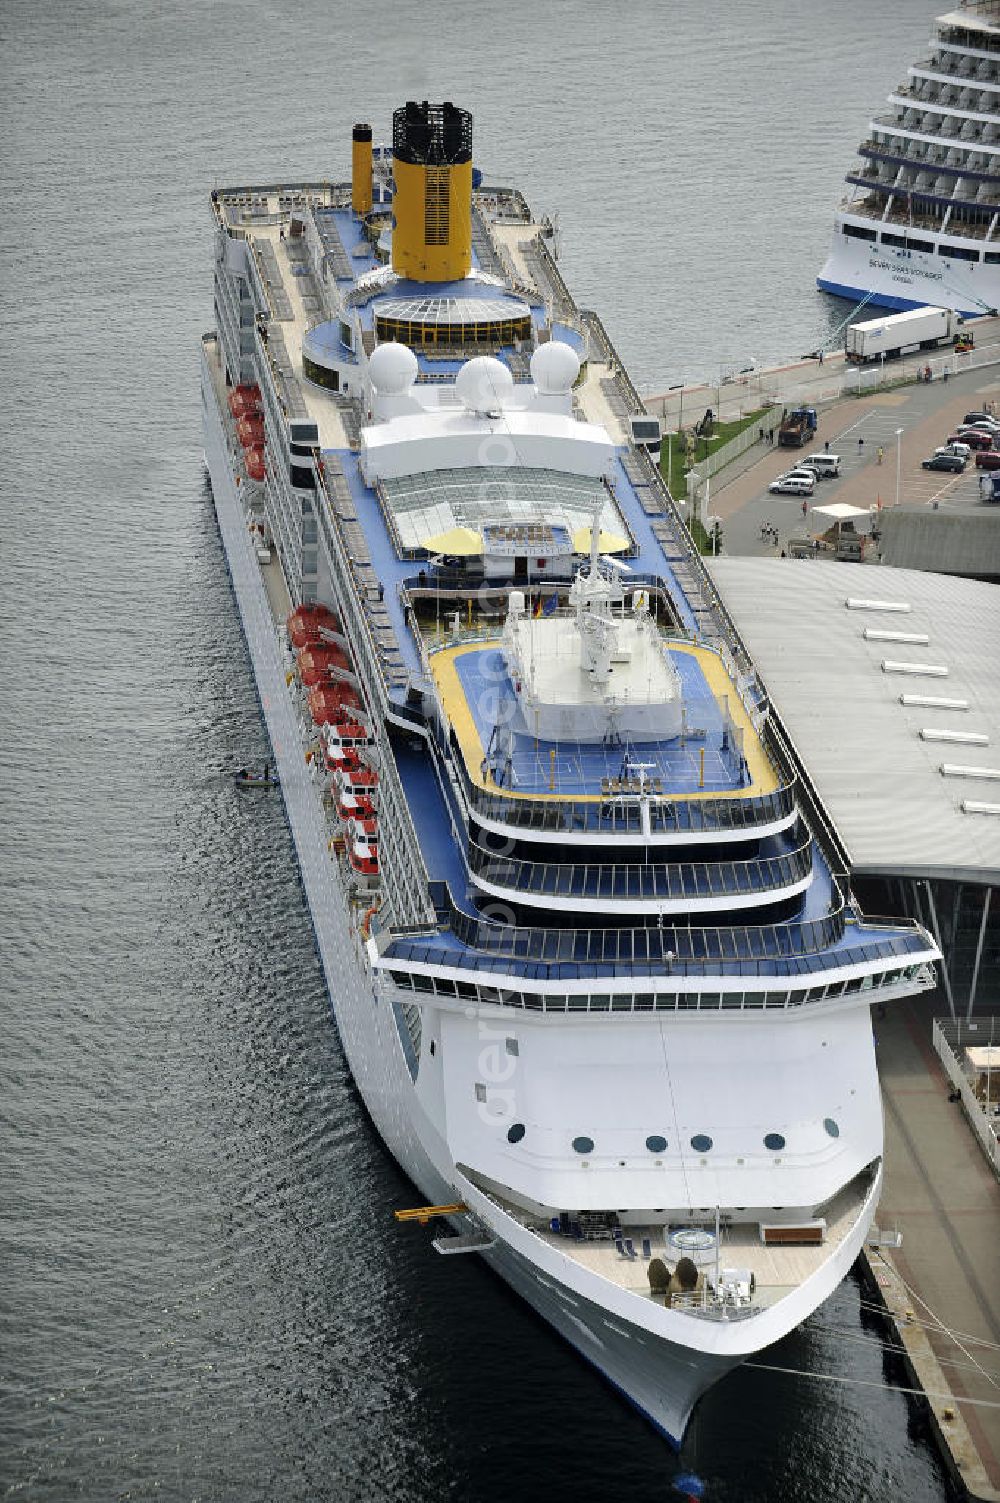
[428,639,779,802]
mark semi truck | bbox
[845,306,966,364]
[778,406,818,447]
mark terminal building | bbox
[708,558,1000,1017]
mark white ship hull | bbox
[818,222,1000,317]
[201,347,883,1445]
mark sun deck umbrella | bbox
[571,525,630,554]
[419,525,484,557]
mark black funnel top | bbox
[393,101,472,166]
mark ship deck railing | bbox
[451,749,794,837]
[374,880,935,982]
[466,832,812,904]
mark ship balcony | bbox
[466,832,813,914]
[858,140,1000,186]
[846,174,1000,221]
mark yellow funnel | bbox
[352,123,373,216]
[391,101,472,283]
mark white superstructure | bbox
[203,102,940,1447]
[818,4,1000,315]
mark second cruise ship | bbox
[202,101,940,1444]
[818,3,1000,314]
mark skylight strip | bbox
[881,660,948,677]
[961,801,1000,816]
[846,598,912,613]
[920,728,989,745]
[864,628,929,644]
[940,764,1000,780]
[899,695,969,710]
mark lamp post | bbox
[895,427,904,507]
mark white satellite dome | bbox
[455,355,514,415]
[530,340,580,394]
[368,341,418,394]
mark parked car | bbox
[935,442,972,459]
[800,453,841,479]
[948,429,993,451]
[922,453,966,473]
[968,420,1000,437]
[964,411,995,425]
[974,449,1000,470]
[769,473,815,495]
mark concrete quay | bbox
[646,313,1000,430]
[864,995,1000,1502]
[684,361,1000,564]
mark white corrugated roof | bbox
[707,559,1000,882]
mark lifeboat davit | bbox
[245,446,266,482]
[236,414,265,447]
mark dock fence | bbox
[931,1017,1000,1179]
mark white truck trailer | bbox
[845,306,964,363]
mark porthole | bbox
[646,1135,668,1153]
[824,1118,840,1138]
[690,1134,713,1153]
[764,1132,785,1151]
[507,1122,526,1144]
[572,1135,595,1155]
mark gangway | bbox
[816,288,878,353]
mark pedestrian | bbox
[758,427,764,443]
[858,437,865,449]
[818,349,824,365]
[877,446,884,465]
[824,439,830,452]
[780,548,787,558]
[801,499,808,517]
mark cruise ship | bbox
[201,103,940,1444]
[818,2,1000,315]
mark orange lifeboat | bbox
[334,767,378,821]
[287,603,339,649]
[308,684,361,724]
[348,833,380,883]
[237,414,265,447]
[245,447,266,482]
[297,643,350,685]
[324,718,369,748]
[228,384,261,417]
[326,746,363,776]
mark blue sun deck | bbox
[451,644,748,797]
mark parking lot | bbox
[707,365,1000,558]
